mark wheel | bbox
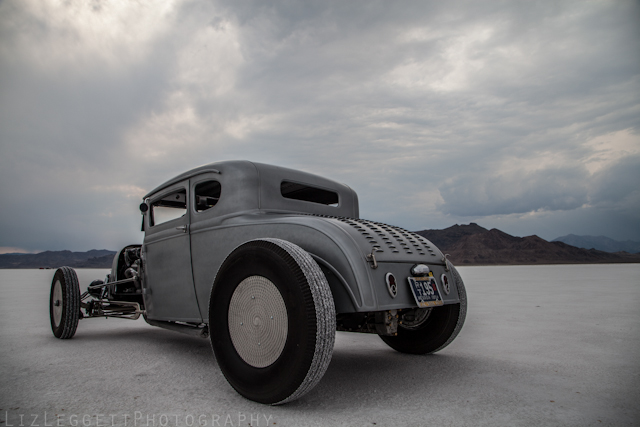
[49,266,81,339]
[380,265,467,354]
[209,238,336,405]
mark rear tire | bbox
[380,265,467,354]
[209,239,335,405]
[50,266,81,339]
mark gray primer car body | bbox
[139,160,459,322]
[49,160,467,404]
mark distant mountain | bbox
[416,222,488,249]
[0,250,116,269]
[552,234,640,254]
[414,224,640,265]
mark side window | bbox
[281,181,339,206]
[151,189,187,226]
[195,180,222,212]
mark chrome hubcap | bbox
[228,276,288,368]
[52,280,63,327]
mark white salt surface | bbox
[1,265,639,426]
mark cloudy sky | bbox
[0,0,638,253]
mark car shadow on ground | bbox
[55,323,217,360]
[49,324,478,409]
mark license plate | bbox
[407,277,443,307]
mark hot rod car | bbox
[49,161,467,404]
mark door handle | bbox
[176,225,188,233]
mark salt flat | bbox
[1,265,638,427]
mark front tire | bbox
[49,266,81,339]
[209,239,336,405]
[380,265,467,354]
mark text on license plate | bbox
[407,277,444,307]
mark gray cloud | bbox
[590,154,640,207]
[439,166,591,217]
[0,0,639,252]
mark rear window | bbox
[280,181,339,206]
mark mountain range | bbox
[415,224,640,266]
[552,234,640,254]
[2,225,640,268]
[0,250,116,269]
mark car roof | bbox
[143,160,359,217]
[143,162,229,199]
